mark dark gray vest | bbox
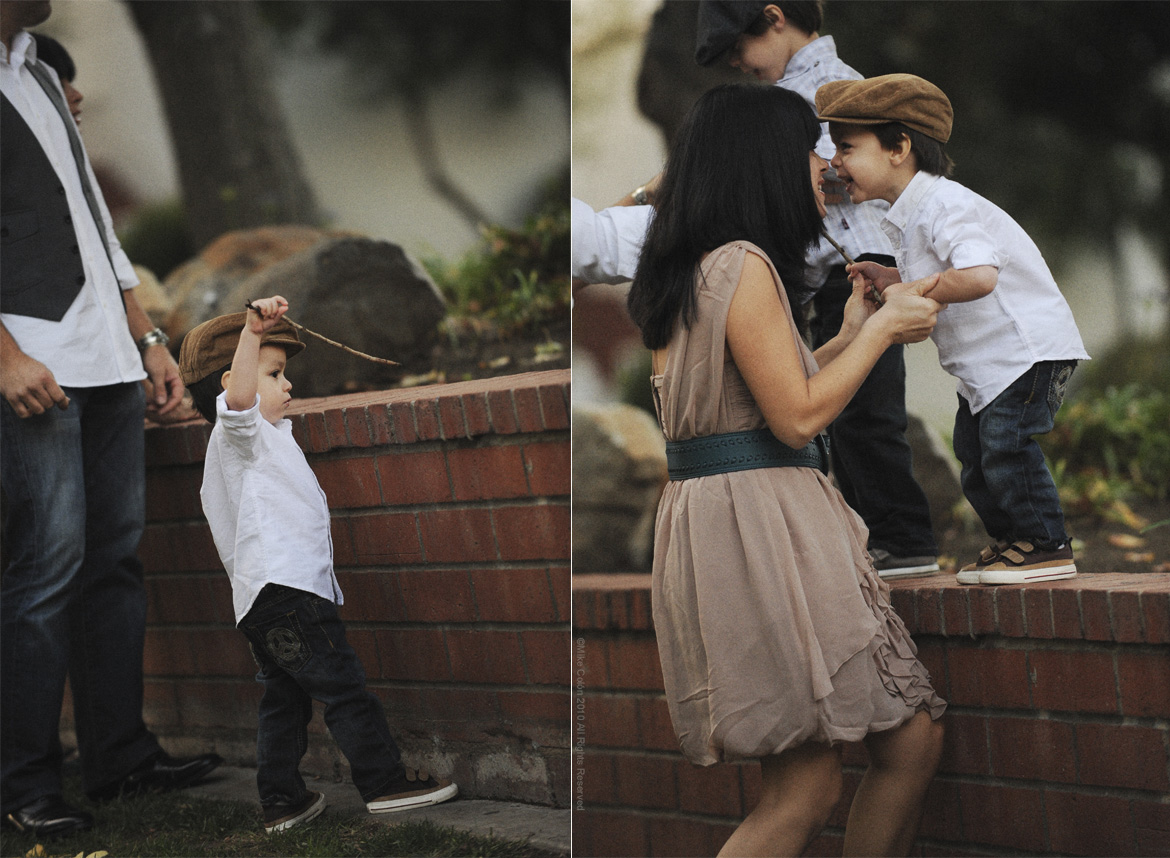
[1,60,114,322]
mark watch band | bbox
[137,327,170,352]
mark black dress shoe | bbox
[87,750,223,801]
[4,795,94,837]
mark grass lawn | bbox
[0,778,560,858]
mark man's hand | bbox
[141,345,185,416]
[0,348,70,418]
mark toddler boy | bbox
[179,296,457,832]
[815,74,1090,585]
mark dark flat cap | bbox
[179,311,305,387]
[695,1,770,66]
[815,73,953,142]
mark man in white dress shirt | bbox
[1,1,219,837]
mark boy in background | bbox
[817,74,1089,585]
[179,296,457,833]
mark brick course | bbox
[573,571,1170,856]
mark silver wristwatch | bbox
[137,327,170,352]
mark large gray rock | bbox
[572,403,667,574]
[164,227,447,397]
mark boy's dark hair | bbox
[32,33,76,82]
[745,1,823,37]
[628,84,823,350]
[872,122,955,178]
[188,365,232,424]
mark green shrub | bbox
[424,191,569,338]
[1042,383,1170,526]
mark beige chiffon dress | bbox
[650,241,946,766]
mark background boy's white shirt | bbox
[882,172,1090,413]
[201,393,343,623]
[0,32,143,388]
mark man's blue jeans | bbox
[238,584,405,807]
[811,262,939,557]
[1,382,160,813]
[952,360,1077,551]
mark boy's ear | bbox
[220,369,231,391]
[889,133,913,167]
[764,4,785,30]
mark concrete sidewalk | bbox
[184,766,570,855]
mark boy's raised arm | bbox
[224,296,288,412]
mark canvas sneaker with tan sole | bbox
[366,768,458,814]
[977,540,1077,585]
[264,790,325,834]
[956,540,1012,585]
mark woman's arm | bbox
[727,253,940,449]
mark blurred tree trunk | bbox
[127,0,321,251]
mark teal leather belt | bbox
[666,429,829,481]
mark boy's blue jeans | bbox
[1,382,161,813]
[238,584,405,807]
[952,360,1077,551]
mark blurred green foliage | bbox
[117,199,196,281]
[424,182,569,337]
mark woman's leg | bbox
[718,742,842,858]
[843,711,944,857]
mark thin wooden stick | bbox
[246,303,400,366]
[820,228,884,306]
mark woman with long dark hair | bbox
[628,83,946,856]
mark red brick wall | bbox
[573,571,1170,856]
[62,370,571,807]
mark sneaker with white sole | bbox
[366,768,458,814]
[977,541,1077,585]
[956,540,1012,585]
[264,790,325,834]
[869,547,940,580]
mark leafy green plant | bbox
[1041,383,1170,526]
[425,193,569,338]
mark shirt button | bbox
[76,274,85,285]
[57,186,66,195]
[64,214,72,224]
[71,244,80,254]
[0,227,8,238]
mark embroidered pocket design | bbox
[1048,364,1074,415]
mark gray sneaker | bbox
[869,548,940,580]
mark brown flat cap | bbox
[179,311,305,386]
[815,73,953,142]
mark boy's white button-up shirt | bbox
[882,172,1089,413]
[201,393,343,624]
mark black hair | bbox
[745,1,823,37]
[187,365,231,424]
[627,83,824,350]
[872,122,955,178]
[32,33,75,82]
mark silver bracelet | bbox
[137,327,170,352]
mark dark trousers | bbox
[809,259,938,557]
[952,361,1075,550]
[238,584,405,807]
[1,383,161,812]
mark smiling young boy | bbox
[815,74,1090,585]
[179,296,457,832]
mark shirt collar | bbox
[1,30,35,68]
[780,35,837,85]
[884,171,941,233]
